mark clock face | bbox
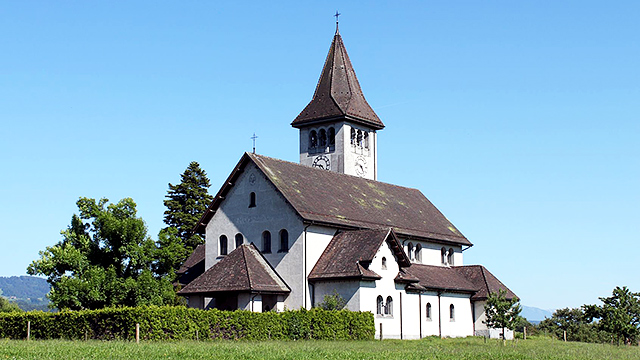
[355,156,368,176]
[312,155,330,170]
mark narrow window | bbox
[357,130,363,148]
[328,127,335,146]
[319,129,327,147]
[448,248,454,266]
[381,257,387,270]
[426,303,432,320]
[249,192,256,208]
[385,296,393,316]
[279,229,289,252]
[309,130,318,149]
[407,242,414,261]
[376,295,383,315]
[364,132,369,149]
[441,247,447,265]
[262,231,271,253]
[235,233,243,248]
[415,244,422,263]
[450,304,455,321]
[219,235,228,256]
[350,128,356,145]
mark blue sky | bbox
[1,1,638,310]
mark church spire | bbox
[291,30,384,130]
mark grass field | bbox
[0,336,638,359]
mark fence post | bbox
[196,329,199,341]
[27,321,31,341]
[524,327,527,340]
[563,330,566,342]
[136,323,140,344]
[379,323,383,341]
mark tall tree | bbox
[584,286,640,345]
[162,161,213,250]
[0,297,21,313]
[484,289,522,340]
[537,307,607,343]
[27,197,177,310]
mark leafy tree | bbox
[162,161,213,249]
[317,291,347,310]
[0,297,21,313]
[537,307,607,343]
[27,197,177,310]
[156,162,213,279]
[484,289,522,339]
[584,286,640,345]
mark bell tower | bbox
[291,28,384,180]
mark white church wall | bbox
[439,293,474,338]
[420,292,442,337]
[400,240,463,267]
[312,280,360,311]
[472,300,514,340]
[299,122,346,175]
[304,225,337,308]
[204,162,305,310]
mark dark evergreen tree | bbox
[162,161,213,249]
[584,286,640,345]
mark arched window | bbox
[364,132,369,149]
[448,248,454,266]
[441,247,447,265]
[350,128,356,145]
[219,235,228,256]
[262,231,271,253]
[235,233,243,248]
[328,127,335,146]
[415,244,422,263]
[357,130,363,148]
[249,192,256,208]
[309,130,318,149]
[385,296,393,316]
[279,229,289,252]
[407,242,414,260]
[381,257,387,270]
[318,129,327,147]
[450,304,455,321]
[376,295,383,315]
[426,302,432,320]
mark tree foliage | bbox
[0,297,22,313]
[317,291,347,310]
[537,307,607,343]
[156,162,213,279]
[584,286,640,345]
[484,289,522,337]
[27,197,177,310]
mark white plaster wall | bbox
[342,123,376,180]
[204,162,305,310]
[473,300,514,339]
[304,225,337,308]
[439,293,474,338]
[402,240,463,267]
[312,280,360,311]
[299,122,345,175]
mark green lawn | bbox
[0,336,638,359]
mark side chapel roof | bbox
[291,30,384,130]
[308,228,410,281]
[195,153,471,247]
[454,265,517,301]
[177,244,205,275]
[178,244,290,295]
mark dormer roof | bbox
[292,30,384,130]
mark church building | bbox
[178,26,516,339]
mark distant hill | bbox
[0,276,52,311]
[521,305,554,323]
[0,276,49,299]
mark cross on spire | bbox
[251,133,258,154]
[334,11,341,32]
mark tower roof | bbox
[292,30,384,130]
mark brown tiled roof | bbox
[291,31,384,130]
[309,228,409,281]
[178,244,290,295]
[177,244,205,275]
[454,265,517,301]
[196,153,471,246]
[401,264,478,293]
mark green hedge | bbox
[0,306,374,341]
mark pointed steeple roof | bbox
[292,30,384,130]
